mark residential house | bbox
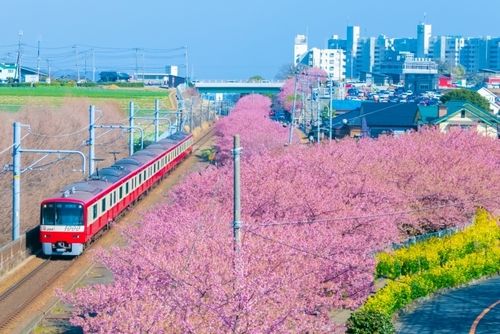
[99,71,131,82]
[331,102,419,138]
[469,86,500,114]
[331,100,363,116]
[417,100,500,138]
[0,63,17,82]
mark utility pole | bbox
[17,30,23,83]
[89,105,95,175]
[232,135,242,256]
[142,51,145,84]
[134,48,139,82]
[154,99,159,142]
[329,75,333,141]
[92,49,95,82]
[10,122,86,240]
[190,99,193,132]
[129,102,135,156]
[37,35,41,82]
[185,45,189,83]
[288,68,299,145]
[84,51,87,81]
[46,59,51,82]
[316,76,321,144]
[73,45,80,83]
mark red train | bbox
[40,131,194,256]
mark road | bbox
[396,275,500,334]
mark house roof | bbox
[419,100,500,126]
[0,63,16,70]
[331,100,363,111]
[332,102,419,128]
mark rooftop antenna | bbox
[423,12,426,23]
[92,158,105,176]
[109,151,120,162]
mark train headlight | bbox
[44,234,51,238]
[73,235,79,239]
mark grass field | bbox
[0,86,174,112]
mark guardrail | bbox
[192,80,285,84]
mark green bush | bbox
[376,209,500,279]
[77,81,98,87]
[346,310,395,334]
[101,82,144,88]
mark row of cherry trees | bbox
[61,93,500,333]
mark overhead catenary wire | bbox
[0,132,30,157]
[252,194,500,228]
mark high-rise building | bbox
[356,37,377,74]
[416,23,432,57]
[461,37,491,72]
[296,47,345,80]
[294,34,308,66]
[346,26,360,79]
[430,36,464,68]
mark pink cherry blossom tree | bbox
[214,94,291,164]
[59,113,500,332]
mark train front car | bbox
[40,197,86,256]
[40,182,101,256]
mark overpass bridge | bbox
[193,80,284,94]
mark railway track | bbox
[0,258,76,332]
[0,127,216,333]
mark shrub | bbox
[376,209,500,279]
[346,309,395,334]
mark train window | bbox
[126,182,129,194]
[139,174,142,184]
[93,204,97,220]
[119,187,123,199]
[113,192,116,205]
[101,198,106,212]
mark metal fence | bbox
[390,220,474,251]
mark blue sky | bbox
[2,0,499,80]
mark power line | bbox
[252,194,500,228]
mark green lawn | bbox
[0,87,174,111]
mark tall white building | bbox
[346,26,360,79]
[416,23,432,58]
[356,37,377,74]
[296,47,345,80]
[294,34,308,66]
[430,36,464,68]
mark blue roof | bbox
[333,102,419,128]
[332,100,363,111]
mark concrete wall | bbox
[0,227,40,278]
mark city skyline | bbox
[2,0,500,80]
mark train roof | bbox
[42,131,192,204]
[44,179,110,203]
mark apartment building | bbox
[296,47,345,80]
[294,22,500,82]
